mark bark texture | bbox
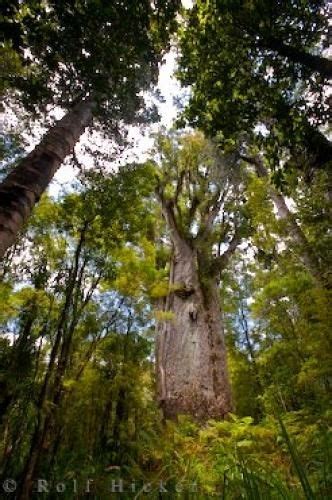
[156,201,232,421]
[0,99,93,259]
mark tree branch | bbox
[211,229,241,274]
[197,188,228,242]
[156,181,191,251]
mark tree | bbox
[0,140,331,498]
[0,163,155,497]
[240,154,329,287]
[0,100,93,259]
[251,265,332,416]
[0,0,180,259]
[152,132,249,420]
[177,0,331,177]
[222,258,263,420]
[215,0,331,79]
[1,4,331,496]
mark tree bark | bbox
[156,201,232,421]
[0,99,93,259]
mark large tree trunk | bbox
[0,99,93,259]
[156,237,232,421]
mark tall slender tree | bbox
[240,154,328,287]
[0,164,156,497]
[0,0,180,259]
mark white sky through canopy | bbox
[50,49,182,196]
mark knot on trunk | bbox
[173,282,195,299]
[188,302,198,322]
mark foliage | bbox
[1,134,331,497]
[177,0,332,176]
[1,0,180,127]
[0,2,331,498]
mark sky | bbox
[50,50,183,196]
[50,4,193,196]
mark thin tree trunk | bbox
[112,387,129,464]
[241,155,326,286]
[0,303,37,421]
[99,394,113,451]
[0,415,29,480]
[112,324,132,462]
[238,301,263,403]
[0,99,93,259]
[17,227,86,499]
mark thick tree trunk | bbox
[0,99,93,259]
[156,239,232,420]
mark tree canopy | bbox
[0,1,331,498]
[177,0,332,175]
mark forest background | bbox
[0,1,331,498]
